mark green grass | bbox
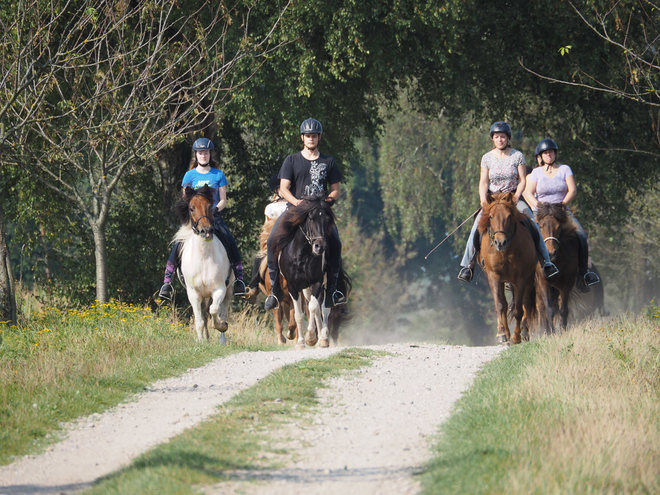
[420,314,660,494]
[84,348,383,494]
[0,301,279,465]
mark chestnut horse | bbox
[257,217,301,345]
[174,186,233,343]
[478,193,537,344]
[534,203,579,334]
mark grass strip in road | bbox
[0,302,278,465]
[84,348,383,495]
[420,314,660,494]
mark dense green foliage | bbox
[2,0,660,328]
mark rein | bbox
[488,221,518,249]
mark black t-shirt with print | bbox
[279,152,342,200]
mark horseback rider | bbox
[523,138,601,291]
[457,121,560,283]
[157,137,246,303]
[244,174,288,304]
[263,118,346,310]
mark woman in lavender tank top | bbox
[523,139,600,289]
[456,122,559,283]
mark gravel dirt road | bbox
[0,344,502,495]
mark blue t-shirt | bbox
[181,168,228,207]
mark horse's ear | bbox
[503,192,515,203]
[184,186,195,198]
[486,194,494,204]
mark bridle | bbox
[488,220,517,249]
[191,214,214,236]
[299,211,327,247]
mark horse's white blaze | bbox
[175,223,232,342]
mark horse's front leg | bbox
[558,289,571,332]
[273,305,286,344]
[313,283,331,348]
[291,289,308,350]
[305,286,321,347]
[187,289,208,341]
[511,282,526,345]
[209,286,229,334]
[489,277,510,345]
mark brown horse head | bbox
[535,203,577,261]
[479,192,522,252]
[176,185,215,240]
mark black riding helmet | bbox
[192,137,214,151]
[268,174,280,193]
[489,121,512,138]
[535,138,558,157]
[300,118,323,135]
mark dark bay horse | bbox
[534,203,580,334]
[478,192,537,344]
[270,195,346,348]
[174,186,233,342]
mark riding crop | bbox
[424,207,482,260]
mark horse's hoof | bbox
[521,331,530,342]
[218,333,227,345]
[277,334,286,344]
[305,331,318,347]
[319,338,330,348]
[286,329,296,340]
[216,321,228,333]
[497,334,509,345]
[296,343,306,350]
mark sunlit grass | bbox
[420,313,660,494]
[0,300,278,465]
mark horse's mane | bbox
[175,185,215,225]
[536,203,577,237]
[477,193,526,235]
[271,195,336,256]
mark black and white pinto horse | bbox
[270,195,340,348]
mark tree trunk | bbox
[0,202,16,324]
[92,222,108,303]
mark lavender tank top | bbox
[530,164,573,205]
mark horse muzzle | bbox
[311,240,326,256]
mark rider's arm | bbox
[327,182,340,202]
[279,178,301,206]
[514,165,526,204]
[216,186,227,212]
[562,174,577,206]
[523,177,538,209]
[479,167,490,208]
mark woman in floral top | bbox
[457,122,559,283]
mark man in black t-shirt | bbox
[264,118,346,310]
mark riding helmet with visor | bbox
[192,137,214,151]
[535,138,558,157]
[489,121,512,138]
[300,118,323,135]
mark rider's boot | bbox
[264,267,282,310]
[575,233,600,292]
[232,262,246,296]
[457,251,479,284]
[244,256,263,304]
[157,261,176,303]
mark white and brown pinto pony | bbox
[174,185,233,343]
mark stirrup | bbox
[543,262,559,279]
[158,283,173,302]
[584,271,600,286]
[264,294,280,311]
[233,278,247,296]
[332,290,347,306]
